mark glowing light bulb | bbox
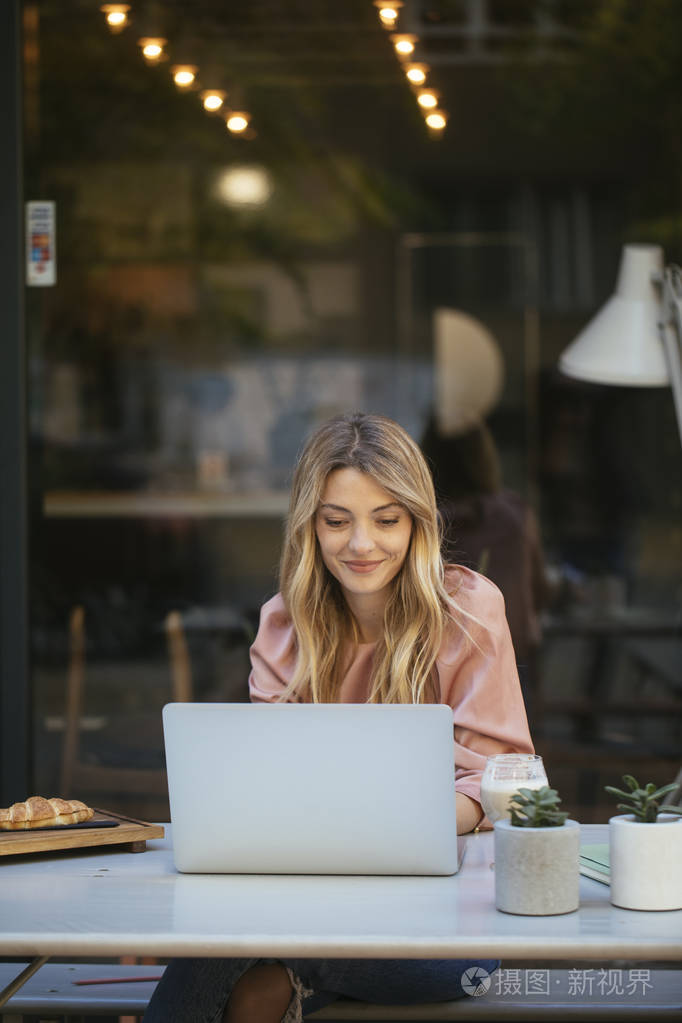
[215,166,273,206]
[172,65,198,89]
[425,110,447,131]
[390,34,417,58]
[405,63,429,85]
[138,37,167,63]
[373,0,403,28]
[201,90,226,112]
[226,112,250,134]
[101,4,130,32]
[417,89,439,109]
[379,8,398,24]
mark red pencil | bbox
[73,975,163,986]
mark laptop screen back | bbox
[163,702,459,875]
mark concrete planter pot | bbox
[609,814,682,911]
[494,819,580,915]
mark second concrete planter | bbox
[494,818,580,916]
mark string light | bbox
[416,88,439,109]
[172,64,198,89]
[138,37,167,63]
[226,111,251,134]
[390,33,417,58]
[101,3,130,33]
[201,89,226,113]
[404,62,429,85]
[425,110,447,131]
[372,0,403,28]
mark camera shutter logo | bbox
[461,965,491,997]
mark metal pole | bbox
[659,266,682,453]
[0,958,50,1011]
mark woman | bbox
[420,416,553,702]
[144,412,533,1023]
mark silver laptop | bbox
[162,702,461,875]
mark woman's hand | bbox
[456,792,485,834]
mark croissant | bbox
[0,796,94,830]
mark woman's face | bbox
[315,467,413,608]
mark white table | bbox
[1,825,680,963]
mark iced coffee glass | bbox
[480,753,548,824]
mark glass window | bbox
[24,0,682,822]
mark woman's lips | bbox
[343,560,384,573]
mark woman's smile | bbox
[343,559,385,573]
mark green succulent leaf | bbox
[508,785,568,828]
[650,783,679,801]
[604,775,681,822]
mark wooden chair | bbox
[164,609,193,704]
[60,606,193,800]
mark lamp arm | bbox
[657,265,682,452]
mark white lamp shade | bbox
[559,244,669,387]
[434,308,504,435]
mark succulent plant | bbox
[509,785,568,828]
[604,775,682,823]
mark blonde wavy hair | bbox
[279,412,471,705]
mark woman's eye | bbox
[324,518,347,528]
[378,518,400,527]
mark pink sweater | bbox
[248,565,534,808]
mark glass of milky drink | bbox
[480,754,548,824]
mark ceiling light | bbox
[172,65,198,89]
[138,37,167,63]
[215,166,273,206]
[101,4,130,33]
[201,90,226,112]
[417,89,439,109]
[425,110,447,131]
[405,63,429,85]
[373,0,403,28]
[226,111,250,134]
[390,34,417,59]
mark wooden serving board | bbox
[0,809,164,857]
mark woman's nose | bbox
[348,523,374,554]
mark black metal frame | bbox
[0,0,30,803]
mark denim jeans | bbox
[142,955,500,1022]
